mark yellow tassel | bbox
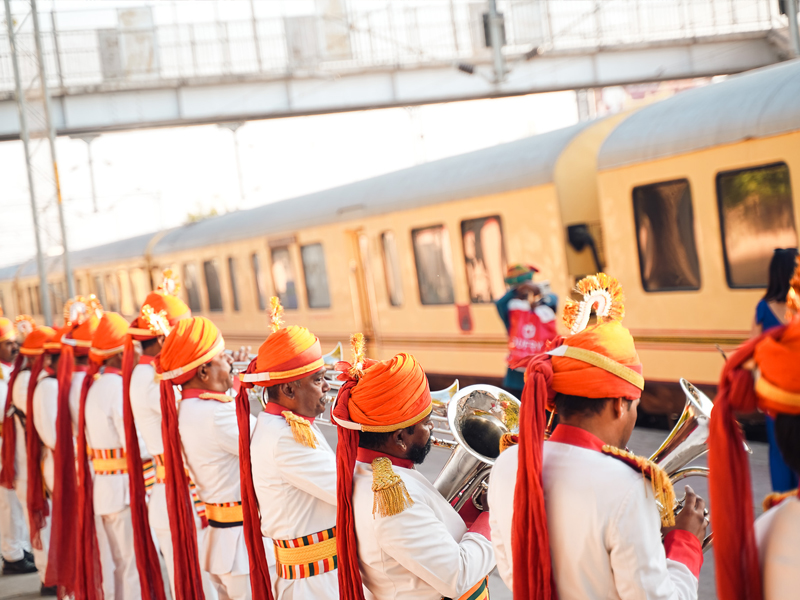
[498,433,518,454]
[371,457,413,518]
[282,411,317,449]
[763,489,797,512]
[198,392,233,403]
[348,333,366,380]
[602,445,676,527]
[269,297,284,333]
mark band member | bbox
[0,312,35,575]
[156,317,253,600]
[708,267,800,600]
[80,312,143,600]
[236,298,336,599]
[332,335,495,600]
[123,277,212,600]
[488,274,705,599]
[1,324,56,590]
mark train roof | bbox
[598,58,800,170]
[151,120,594,255]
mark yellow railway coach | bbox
[2,58,799,418]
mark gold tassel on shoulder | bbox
[763,489,797,512]
[601,445,676,527]
[499,433,519,454]
[282,411,317,449]
[371,457,413,518]
[198,392,233,403]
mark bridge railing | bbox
[0,0,782,95]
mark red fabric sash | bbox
[122,338,166,600]
[263,401,316,425]
[75,362,104,600]
[355,447,415,469]
[0,354,25,489]
[25,354,49,550]
[159,377,205,600]
[235,360,274,600]
[47,345,78,593]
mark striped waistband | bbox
[90,447,127,475]
[204,501,243,528]
[444,577,489,600]
[273,527,337,580]
[153,453,166,484]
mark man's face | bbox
[405,415,434,465]
[43,352,60,374]
[203,351,235,392]
[620,398,640,448]
[0,339,18,364]
[290,368,330,419]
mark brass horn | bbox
[432,384,520,512]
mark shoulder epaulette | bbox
[198,392,233,403]
[281,411,317,449]
[499,432,518,454]
[371,457,413,518]
[763,488,798,512]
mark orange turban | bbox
[752,320,800,416]
[156,317,225,384]
[241,326,323,387]
[0,316,14,343]
[128,291,191,341]
[89,313,128,364]
[43,325,71,354]
[332,339,432,600]
[20,327,56,356]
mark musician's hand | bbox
[231,346,251,363]
[665,485,707,544]
[478,489,490,512]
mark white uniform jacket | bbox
[32,376,59,492]
[353,449,495,600]
[250,405,338,599]
[11,370,32,482]
[488,424,702,600]
[84,369,132,516]
[178,389,256,576]
[755,495,800,600]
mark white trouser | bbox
[96,513,116,600]
[13,479,49,583]
[0,484,29,562]
[209,572,251,600]
[99,507,142,600]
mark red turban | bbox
[331,340,432,600]
[89,312,128,364]
[19,326,56,357]
[708,317,800,600]
[155,317,225,600]
[0,316,14,343]
[235,308,322,600]
[511,274,644,600]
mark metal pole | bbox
[449,0,460,55]
[5,0,52,324]
[788,0,800,57]
[50,11,64,89]
[83,136,100,213]
[487,0,506,83]
[249,0,262,71]
[32,0,74,298]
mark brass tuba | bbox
[432,384,520,511]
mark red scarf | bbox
[122,338,166,600]
[0,354,25,488]
[25,354,50,550]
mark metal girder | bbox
[0,32,785,141]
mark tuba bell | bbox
[432,384,520,512]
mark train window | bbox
[183,263,203,312]
[461,216,507,302]
[633,179,701,292]
[105,274,120,313]
[117,270,134,316]
[381,231,404,307]
[228,257,240,312]
[130,268,149,308]
[271,247,299,309]
[411,225,455,305]
[203,260,224,312]
[75,278,83,296]
[93,276,107,308]
[300,244,331,309]
[717,163,797,288]
[251,254,267,311]
[32,285,41,315]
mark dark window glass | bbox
[203,260,224,312]
[411,225,455,305]
[93,276,106,308]
[461,216,507,302]
[105,274,120,313]
[717,163,797,288]
[381,231,404,307]
[633,179,701,292]
[252,254,266,311]
[271,247,299,309]
[183,263,202,311]
[32,285,41,315]
[300,243,331,309]
[228,257,240,312]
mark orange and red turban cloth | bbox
[127,272,191,342]
[508,274,647,600]
[89,312,129,364]
[154,316,226,600]
[330,333,432,600]
[708,263,800,600]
